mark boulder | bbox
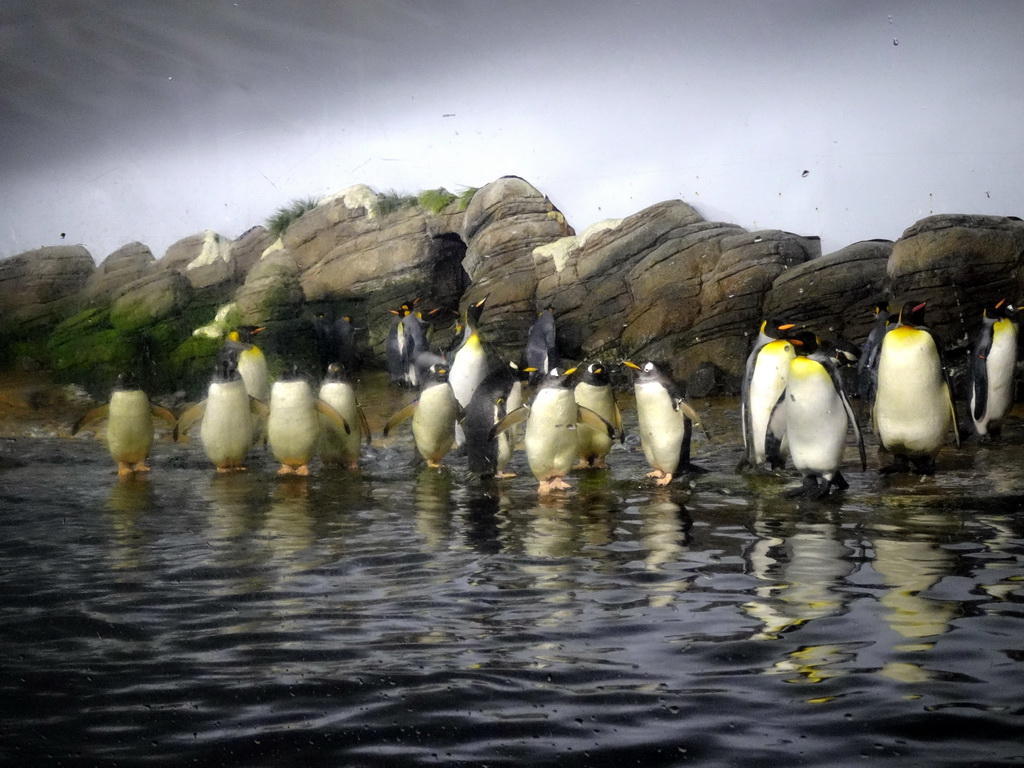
[82,241,156,306]
[160,230,234,290]
[0,245,95,334]
[230,226,276,283]
[234,248,304,325]
[110,271,193,331]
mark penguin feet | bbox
[575,457,609,470]
[538,477,571,494]
[784,475,832,499]
[134,461,152,473]
[495,471,517,479]
[117,462,135,477]
[879,456,911,475]
[910,457,935,475]
[645,469,673,487]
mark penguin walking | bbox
[174,350,271,471]
[318,363,372,469]
[463,360,528,479]
[624,361,709,486]
[525,308,559,385]
[873,300,960,474]
[740,319,796,470]
[73,374,177,477]
[969,299,1018,439]
[492,367,618,494]
[383,362,461,468]
[573,361,622,469]
[766,332,866,498]
[267,367,351,475]
[449,296,490,442]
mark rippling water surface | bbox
[2,390,1023,767]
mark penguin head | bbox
[277,364,308,383]
[213,348,242,382]
[539,366,576,389]
[761,318,797,339]
[465,295,488,327]
[825,336,861,367]
[423,362,450,385]
[622,360,666,383]
[983,298,1013,320]
[787,331,820,356]
[580,361,611,386]
[113,372,142,392]
[235,325,264,344]
[898,300,927,328]
[323,362,352,383]
[508,360,532,382]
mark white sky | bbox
[2,0,1023,262]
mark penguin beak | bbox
[562,367,578,377]
[996,298,1007,309]
[777,323,796,331]
[622,361,641,371]
[913,301,927,313]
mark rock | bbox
[110,271,193,331]
[234,248,304,325]
[160,230,234,289]
[230,226,276,283]
[0,245,95,334]
[82,241,156,306]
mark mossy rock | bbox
[110,272,192,331]
[169,334,224,400]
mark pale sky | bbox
[2,0,1023,262]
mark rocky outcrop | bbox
[82,241,156,306]
[230,226,276,282]
[0,245,94,334]
[235,248,304,325]
[110,271,193,330]
[161,230,235,290]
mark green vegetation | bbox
[418,187,457,214]
[457,186,479,211]
[373,189,419,217]
[266,196,321,237]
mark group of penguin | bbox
[72,294,1019,499]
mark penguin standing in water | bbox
[463,360,528,479]
[573,361,622,469]
[873,300,960,474]
[525,308,559,385]
[740,319,796,470]
[222,326,270,404]
[267,367,351,475]
[73,374,177,477]
[318,363,372,469]
[385,301,415,386]
[492,367,618,494]
[383,362,461,468]
[624,361,709,486]
[174,350,270,471]
[856,304,892,408]
[766,332,866,498]
[969,299,1018,440]
[313,312,357,375]
[449,296,490,441]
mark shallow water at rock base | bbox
[2,396,1023,767]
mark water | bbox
[1,392,1023,767]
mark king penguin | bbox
[740,318,796,470]
[383,362,461,468]
[223,325,270,404]
[386,301,415,387]
[174,349,270,472]
[492,367,618,494]
[318,362,372,469]
[969,299,1018,439]
[525,308,559,386]
[766,332,866,498]
[856,303,892,408]
[624,361,709,486]
[267,366,350,475]
[448,296,490,443]
[463,360,529,479]
[873,300,960,474]
[73,373,177,477]
[573,361,623,469]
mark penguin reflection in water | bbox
[873,300,960,474]
[73,373,177,477]
[969,299,1018,440]
[174,349,271,472]
[267,367,351,475]
[492,367,619,494]
[383,362,462,468]
[765,332,866,498]
[624,361,709,486]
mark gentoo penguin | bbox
[449,296,490,442]
[525,308,559,385]
[740,318,796,470]
[383,362,461,468]
[766,332,866,498]
[492,367,618,494]
[969,299,1018,439]
[385,301,415,386]
[463,360,529,479]
[873,300,960,474]
[856,304,892,407]
[174,350,270,472]
[222,326,270,404]
[624,361,709,486]
[313,311,357,375]
[267,367,350,475]
[318,363,372,469]
[73,373,177,477]
[573,361,622,469]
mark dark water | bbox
[2,397,1023,767]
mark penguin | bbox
[873,300,960,474]
[174,349,271,472]
[765,332,866,498]
[856,304,892,407]
[969,299,1018,439]
[318,362,372,469]
[313,311,357,375]
[222,325,270,404]
[383,362,461,468]
[740,318,797,470]
[385,301,415,386]
[624,361,709,486]
[463,360,529,479]
[525,308,559,385]
[402,309,430,388]
[267,367,351,475]
[72,373,177,477]
[491,367,618,494]
[448,295,490,442]
[573,361,623,469]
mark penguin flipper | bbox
[764,392,787,469]
[72,404,110,435]
[173,401,207,441]
[944,382,961,449]
[576,405,617,440]
[489,406,529,440]
[357,405,373,445]
[316,399,351,435]
[612,400,625,443]
[383,401,418,437]
[249,398,270,418]
[674,398,710,441]
[150,404,177,427]
[838,386,867,471]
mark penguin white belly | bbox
[412,384,459,463]
[268,383,319,465]
[238,350,270,402]
[318,381,362,464]
[785,364,847,478]
[749,343,793,464]
[201,380,253,468]
[449,337,487,407]
[525,389,579,481]
[634,383,685,474]
[574,381,615,460]
[107,391,154,464]
[875,332,950,456]
[506,380,524,448]
[975,322,1017,433]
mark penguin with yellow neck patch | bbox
[740,318,797,470]
[449,296,489,443]
[223,325,269,404]
[969,299,1018,440]
[873,300,960,474]
[766,332,865,498]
